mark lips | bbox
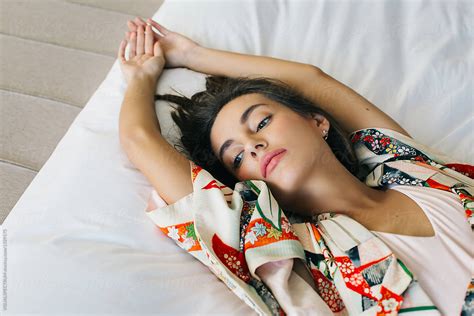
[261,149,286,178]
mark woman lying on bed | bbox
[118,17,473,315]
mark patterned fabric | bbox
[145,127,474,315]
[350,128,474,227]
[349,128,474,316]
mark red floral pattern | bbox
[212,233,251,283]
[310,268,345,312]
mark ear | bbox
[311,113,331,133]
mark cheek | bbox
[274,116,316,147]
[273,123,322,172]
[235,167,252,182]
[273,114,310,135]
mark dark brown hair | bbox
[155,75,362,189]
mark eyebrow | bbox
[218,103,267,163]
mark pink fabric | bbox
[249,184,473,315]
[372,185,474,316]
[255,259,333,315]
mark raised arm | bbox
[131,16,411,138]
[118,24,193,205]
[186,45,411,138]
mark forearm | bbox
[119,74,161,141]
[186,46,319,90]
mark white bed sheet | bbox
[2,0,473,314]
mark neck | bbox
[282,153,385,220]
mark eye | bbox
[232,115,271,170]
[256,116,270,132]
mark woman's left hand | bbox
[118,24,165,84]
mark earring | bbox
[323,129,328,140]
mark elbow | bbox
[309,65,324,76]
[119,129,137,151]
[119,126,162,154]
[119,128,149,149]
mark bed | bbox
[2,0,472,314]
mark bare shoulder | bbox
[121,129,194,206]
[301,67,413,139]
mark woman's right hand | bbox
[126,17,200,69]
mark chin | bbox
[278,155,306,187]
[267,167,302,198]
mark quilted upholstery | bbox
[0,0,165,224]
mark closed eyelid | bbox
[219,105,273,162]
[231,114,272,168]
[231,113,268,150]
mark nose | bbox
[249,141,266,158]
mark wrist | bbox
[129,71,158,86]
[185,45,205,69]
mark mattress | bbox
[2,0,472,314]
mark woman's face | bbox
[210,93,331,192]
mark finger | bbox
[147,18,169,36]
[127,20,137,32]
[118,39,127,63]
[144,25,154,55]
[153,41,164,59]
[136,25,144,56]
[137,17,161,41]
[129,31,136,58]
[134,16,147,27]
[125,31,130,41]
[129,19,159,41]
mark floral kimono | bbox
[145,127,474,315]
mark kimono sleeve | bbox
[350,128,474,227]
[145,159,194,226]
[349,127,471,170]
[349,127,473,186]
[349,128,422,171]
[144,160,211,265]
